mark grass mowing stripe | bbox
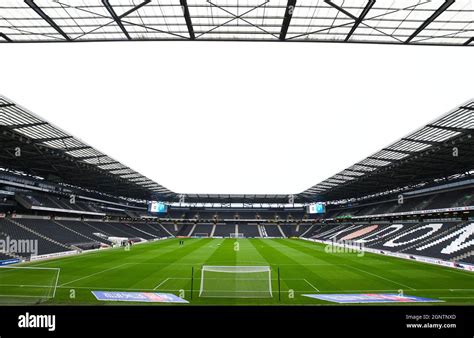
[262,239,373,292]
[153,278,170,290]
[124,238,224,293]
[236,239,271,266]
[57,239,203,287]
[1,238,473,306]
[59,263,130,287]
[269,239,426,293]
[293,238,474,288]
[343,264,416,291]
[249,239,332,296]
[26,239,178,268]
[292,239,474,297]
[304,279,320,291]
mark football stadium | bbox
[0,94,473,306]
[0,0,473,335]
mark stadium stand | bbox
[264,224,285,238]
[0,94,472,270]
[279,224,296,237]
[304,221,474,264]
[14,218,96,247]
[191,223,214,237]
[160,222,180,236]
[139,223,170,238]
[0,218,72,258]
[56,220,113,245]
[238,223,260,238]
[213,223,238,237]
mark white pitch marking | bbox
[153,278,170,290]
[59,263,129,287]
[344,264,416,291]
[304,279,320,292]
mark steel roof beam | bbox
[345,0,375,42]
[325,0,357,20]
[118,0,151,19]
[63,146,92,151]
[99,161,120,166]
[382,148,417,155]
[367,156,396,162]
[102,0,131,40]
[325,0,375,41]
[0,33,12,42]
[405,0,455,44]
[279,0,297,40]
[25,0,71,41]
[354,163,380,169]
[180,0,195,39]
[76,155,108,160]
[401,138,439,146]
[10,122,49,129]
[343,169,367,174]
[34,136,74,142]
[427,124,469,133]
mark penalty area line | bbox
[303,279,320,292]
[153,278,170,290]
[59,263,130,287]
[344,264,416,291]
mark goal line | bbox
[0,266,60,301]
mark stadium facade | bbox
[0,94,473,270]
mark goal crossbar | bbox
[199,265,272,298]
[201,266,270,273]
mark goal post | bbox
[193,233,209,238]
[199,266,272,298]
[229,233,244,238]
[0,266,60,303]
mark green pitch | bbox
[1,238,473,305]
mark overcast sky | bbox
[0,42,472,195]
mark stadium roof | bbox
[179,193,296,204]
[1,94,473,204]
[0,0,472,46]
[0,94,176,201]
[300,99,474,202]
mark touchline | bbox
[18,312,56,332]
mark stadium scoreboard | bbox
[307,202,325,214]
[148,201,168,214]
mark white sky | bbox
[0,42,472,195]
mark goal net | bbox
[229,233,244,238]
[0,266,60,304]
[199,266,272,298]
[194,233,209,238]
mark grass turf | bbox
[1,238,473,305]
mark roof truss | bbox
[300,99,474,201]
[0,0,471,45]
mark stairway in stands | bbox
[53,220,101,244]
[5,219,73,255]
